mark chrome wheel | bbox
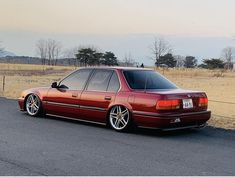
[26,94,41,116]
[109,105,130,131]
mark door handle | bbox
[72,93,77,98]
[104,96,112,100]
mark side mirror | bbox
[51,82,58,88]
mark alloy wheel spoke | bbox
[34,104,39,110]
[110,113,117,116]
[33,106,38,112]
[116,120,121,128]
[122,109,128,117]
[30,106,34,113]
[114,119,119,127]
[120,118,127,126]
[29,95,34,102]
[118,106,122,114]
[111,115,118,121]
[26,103,31,108]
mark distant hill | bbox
[0,56,77,66]
[0,50,16,57]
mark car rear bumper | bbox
[133,110,211,130]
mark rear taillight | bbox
[156,99,180,110]
[199,97,208,107]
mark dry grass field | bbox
[162,68,235,130]
[0,63,234,130]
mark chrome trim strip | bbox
[80,105,106,111]
[46,101,79,108]
[46,114,106,125]
[46,101,106,111]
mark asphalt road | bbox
[0,97,235,175]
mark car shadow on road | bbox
[43,114,210,137]
[133,127,204,137]
[24,113,235,140]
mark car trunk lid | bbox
[146,89,208,113]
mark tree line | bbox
[1,38,234,69]
[36,39,119,67]
[75,48,118,66]
[150,38,234,69]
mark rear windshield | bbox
[123,70,178,90]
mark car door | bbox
[44,69,92,118]
[79,69,120,123]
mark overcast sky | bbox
[1,0,235,65]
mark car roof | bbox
[79,66,153,71]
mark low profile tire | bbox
[25,94,42,117]
[109,105,132,132]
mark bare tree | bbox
[36,39,62,66]
[123,52,136,67]
[63,47,79,66]
[174,55,185,68]
[221,47,235,70]
[47,39,62,66]
[36,39,47,65]
[150,37,172,67]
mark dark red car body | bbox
[18,67,211,130]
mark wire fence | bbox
[0,75,235,119]
[209,100,235,105]
[0,75,5,96]
[208,99,235,119]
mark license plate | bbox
[183,99,193,109]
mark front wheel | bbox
[25,94,42,117]
[109,105,132,132]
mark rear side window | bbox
[59,69,91,90]
[123,70,178,90]
[107,72,120,92]
[87,70,113,91]
[124,70,146,89]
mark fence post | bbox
[2,75,5,92]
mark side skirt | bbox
[46,113,107,126]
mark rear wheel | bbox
[25,94,42,117]
[109,105,131,132]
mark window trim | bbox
[107,71,121,93]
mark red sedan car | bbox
[18,67,211,132]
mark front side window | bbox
[87,70,113,91]
[123,70,178,90]
[59,69,91,90]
